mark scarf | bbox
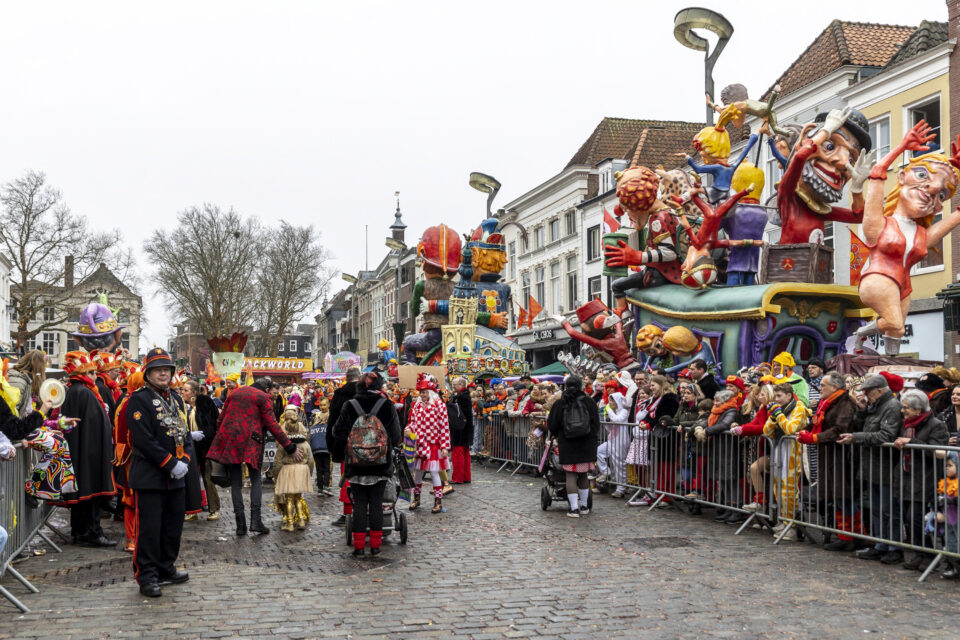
[708,396,740,427]
[70,373,107,413]
[811,389,846,433]
[98,372,121,402]
[901,411,930,473]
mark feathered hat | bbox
[415,373,438,392]
[63,351,97,377]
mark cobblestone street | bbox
[1,464,959,639]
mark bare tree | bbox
[145,204,263,339]
[254,221,335,355]
[0,170,122,348]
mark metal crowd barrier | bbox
[778,435,960,582]
[0,441,64,612]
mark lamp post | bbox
[385,236,408,350]
[342,273,359,354]
[469,172,502,219]
[673,7,734,125]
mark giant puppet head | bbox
[575,298,620,340]
[72,302,125,351]
[798,109,872,214]
[615,165,661,226]
[467,218,508,282]
[636,324,667,357]
[417,223,462,279]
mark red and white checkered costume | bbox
[410,397,451,472]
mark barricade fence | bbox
[0,440,63,612]
[472,414,960,582]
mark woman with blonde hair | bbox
[730,379,776,513]
[9,349,46,418]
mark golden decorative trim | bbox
[772,297,841,324]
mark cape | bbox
[56,381,117,504]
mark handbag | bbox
[210,461,231,487]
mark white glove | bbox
[822,107,851,137]
[170,460,189,479]
[694,427,707,443]
[190,431,205,441]
[847,150,876,194]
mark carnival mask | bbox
[800,127,861,208]
[898,163,957,219]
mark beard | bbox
[801,160,843,204]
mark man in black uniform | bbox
[126,347,193,598]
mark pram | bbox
[539,437,594,512]
[344,447,410,545]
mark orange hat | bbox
[126,370,145,394]
[63,351,96,376]
[725,375,745,392]
[94,351,122,372]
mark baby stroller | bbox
[344,447,410,545]
[540,437,593,512]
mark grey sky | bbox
[0,0,946,351]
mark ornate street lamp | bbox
[469,172,502,219]
[673,7,734,125]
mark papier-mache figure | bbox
[604,166,684,317]
[776,107,874,244]
[557,299,636,370]
[684,104,758,205]
[404,223,462,363]
[708,83,789,139]
[72,297,125,352]
[377,339,397,368]
[721,162,768,286]
[636,324,717,375]
[854,122,960,355]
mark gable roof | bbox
[76,263,139,300]
[884,20,949,69]
[565,117,705,170]
[765,20,916,99]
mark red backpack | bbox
[346,398,389,466]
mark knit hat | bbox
[916,373,945,394]
[226,373,241,383]
[725,375,745,392]
[807,357,826,371]
[877,371,904,393]
[773,352,796,368]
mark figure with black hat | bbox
[776,106,875,245]
[125,347,194,597]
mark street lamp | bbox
[673,7,734,125]
[469,172,502,219]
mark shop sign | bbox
[247,358,312,373]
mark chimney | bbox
[64,255,75,290]
[949,0,960,364]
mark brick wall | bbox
[949,0,960,365]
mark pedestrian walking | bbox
[449,377,473,484]
[547,375,600,518]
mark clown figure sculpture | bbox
[721,162,768,286]
[685,104,759,205]
[404,224,462,363]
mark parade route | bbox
[0,464,956,639]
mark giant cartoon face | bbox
[802,126,861,207]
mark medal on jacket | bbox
[154,390,187,460]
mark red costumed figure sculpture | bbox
[776,107,874,244]
[854,122,960,355]
[558,298,637,370]
[604,166,684,317]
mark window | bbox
[565,211,576,236]
[909,98,941,156]
[535,226,545,249]
[400,265,411,285]
[521,272,531,307]
[535,266,545,306]
[42,306,54,322]
[121,335,130,351]
[587,276,601,300]
[305,342,312,354]
[550,261,561,313]
[507,241,516,280]
[566,255,578,309]
[915,212,944,272]
[521,233,529,252]
[41,332,55,355]
[869,116,891,159]
[766,155,783,202]
[399,301,409,319]
[278,341,285,352]
[586,225,601,261]
[549,219,560,243]
[823,222,834,249]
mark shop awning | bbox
[530,361,570,375]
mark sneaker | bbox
[207,511,221,521]
[856,547,883,561]
[742,502,760,512]
[567,509,580,518]
[322,489,334,497]
[596,473,608,484]
[610,490,624,499]
[184,514,198,522]
[684,491,701,500]
[823,539,857,552]
[629,497,652,507]
[579,505,590,515]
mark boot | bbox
[235,511,247,537]
[882,335,901,356]
[409,488,421,511]
[432,497,443,514]
[281,496,295,532]
[369,530,383,556]
[352,532,366,556]
[249,505,270,535]
[853,320,878,354]
[295,496,309,529]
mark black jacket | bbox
[449,388,474,448]
[547,390,600,466]
[331,390,402,477]
[0,395,44,441]
[327,381,359,456]
[696,374,720,401]
[192,394,220,462]
[127,387,197,491]
[895,412,949,502]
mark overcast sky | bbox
[0,0,948,352]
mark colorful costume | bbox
[860,215,927,300]
[408,374,451,512]
[24,419,77,503]
[762,398,810,517]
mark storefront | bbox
[863,310,945,362]
[512,324,575,371]
[246,357,314,382]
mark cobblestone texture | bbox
[1,463,958,638]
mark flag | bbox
[527,295,543,328]
[517,306,528,329]
[849,229,869,286]
[602,207,620,234]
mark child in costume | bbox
[936,452,959,578]
[24,416,78,506]
[271,405,314,531]
[310,400,333,497]
[407,374,451,514]
[762,383,810,539]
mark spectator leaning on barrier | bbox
[940,384,960,447]
[797,371,861,552]
[704,388,744,523]
[547,375,600,518]
[806,358,825,410]
[839,374,904,564]
[763,382,810,540]
[893,389,948,571]
[646,375,680,507]
[732,378,775,513]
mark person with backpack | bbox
[547,375,601,518]
[331,372,401,556]
[407,373,452,514]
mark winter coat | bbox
[331,390,402,478]
[647,392,680,463]
[192,394,220,464]
[207,386,296,469]
[449,388,474,448]
[547,389,600,466]
[328,381,359,457]
[894,413,948,503]
[851,391,903,485]
[695,375,720,402]
[58,379,116,503]
[270,422,315,478]
[810,392,857,502]
[7,369,35,418]
[705,406,740,480]
[0,390,44,441]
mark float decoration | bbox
[403,223,462,364]
[206,332,248,378]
